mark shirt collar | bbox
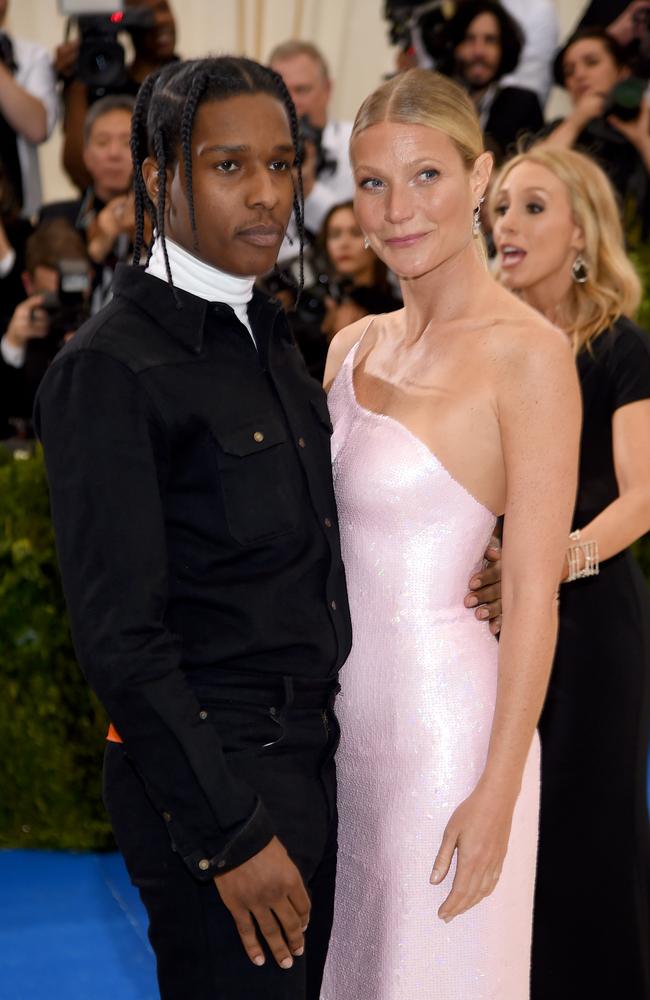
[110,263,284,354]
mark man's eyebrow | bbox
[199,143,295,155]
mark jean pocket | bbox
[199,699,287,758]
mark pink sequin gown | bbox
[321,341,540,1000]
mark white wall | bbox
[6,0,587,206]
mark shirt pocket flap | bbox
[214,417,287,457]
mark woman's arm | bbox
[562,398,650,575]
[432,321,581,921]
[540,93,606,150]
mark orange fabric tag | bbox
[106,723,123,743]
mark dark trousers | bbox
[103,676,340,1000]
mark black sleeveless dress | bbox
[532,318,650,999]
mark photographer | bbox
[282,201,401,382]
[540,27,650,241]
[0,219,90,439]
[0,0,57,218]
[41,95,136,312]
[56,0,177,191]
[0,162,33,331]
[577,1,650,76]
[438,0,544,163]
[269,41,355,264]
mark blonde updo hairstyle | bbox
[351,69,488,259]
[491,146,641,354]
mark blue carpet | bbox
[0,850,157,1000]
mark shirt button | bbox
[198,859,211,872]
[199,710,208,721]
[324,517,332,528]
[163,811,172,823]
[298,436,306,448]
[253,431,265,443]
[330,600,337,611]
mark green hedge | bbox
[0,445,648,850]
[0,445,112,850]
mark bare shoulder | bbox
[323,314,377,392]
[485,292,574,378]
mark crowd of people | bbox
[1,2,650,1000]
[3,0,650,422]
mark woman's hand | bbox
[571,91,607,130]
[430,780,517,922]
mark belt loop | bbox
[283,675,295,709]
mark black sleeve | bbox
[34,349,275,880]
[0,351,29,436]
[606,319,650,412]
[576,1,630,31]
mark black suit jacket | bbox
[484,86,545,163]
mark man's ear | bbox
[22,271,34,295]
[141,157,160,207]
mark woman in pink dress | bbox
[320,69,581,1000]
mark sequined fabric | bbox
[321,342,540,1000]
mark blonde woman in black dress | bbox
[492,146,650,1000]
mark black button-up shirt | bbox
[34,264,351,880]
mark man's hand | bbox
[464,536,502,635]
[88,194,136,263]
[4,295,49,350]
[215,836,311,969]
[608,0,650,47]
[54,39,80,81]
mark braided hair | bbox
[130,56,306,294]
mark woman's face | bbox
[351,121,489,281]
[325,205,374,279]
[145,93,295,276]
[562,38,624,103]
[492,160,583,294]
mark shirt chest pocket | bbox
[210,415,299,546]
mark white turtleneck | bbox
[145,236,256,345]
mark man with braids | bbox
[34,55,502,1000]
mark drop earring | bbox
[472,196,485,236]
[571,254,589,283]
[363,236,370,249]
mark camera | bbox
[57,1,154,90]
[298,117,338,179]
[604,76,646,122]
[383,0,455,52]
[32,258,91,345]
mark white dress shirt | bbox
[500,0,559,108]
[12,36,58,219]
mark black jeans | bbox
[103,675,340,1000]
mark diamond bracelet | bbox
[566,529,599,582]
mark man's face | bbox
[126,0,176,62]
[454,12,502,91]
[83,109,133,202]
[150,94,295,278]
[270,53,331,128]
